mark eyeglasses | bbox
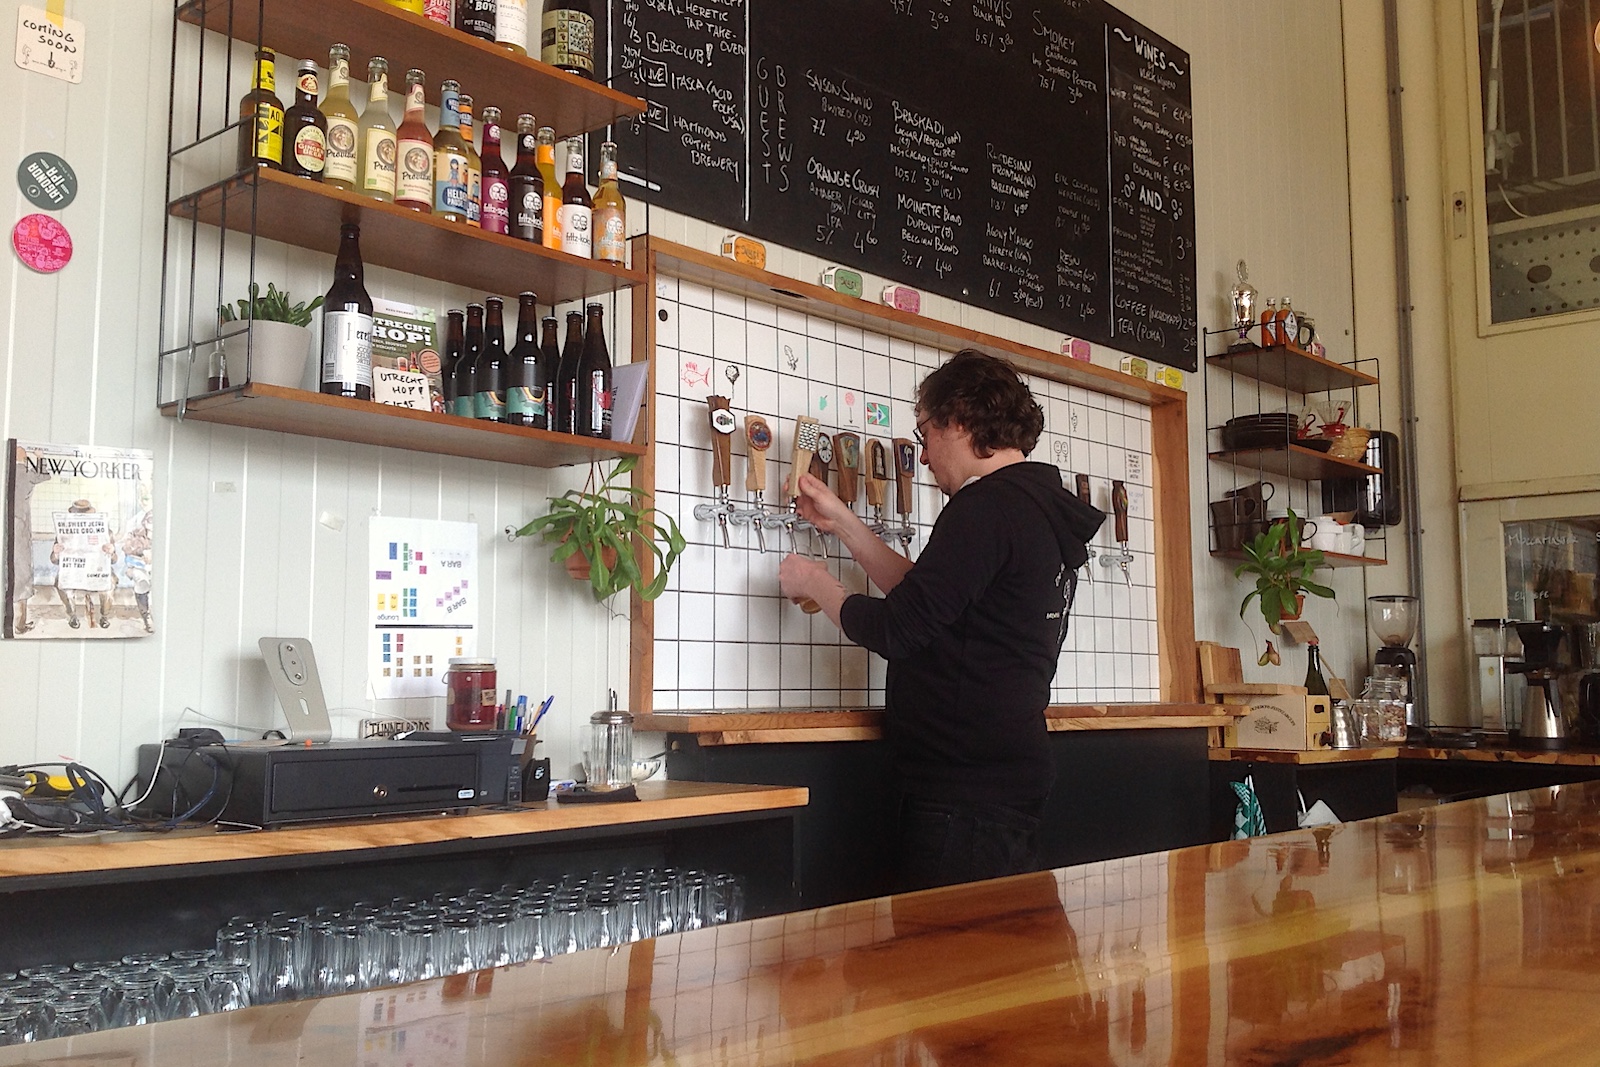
[912,417,931,449]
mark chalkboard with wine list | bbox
[597,0,1198,370]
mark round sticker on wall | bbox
[16,152,78,211]
[12,213,73,273]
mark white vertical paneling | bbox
[0,0,1374,786]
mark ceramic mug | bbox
[1309,515,1348,554]
[1347,523,1366,555]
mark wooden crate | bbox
[1214,684,1332,751]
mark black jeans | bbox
[894,795,1044,893]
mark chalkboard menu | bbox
[601,0,1198,370]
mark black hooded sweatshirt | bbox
[840,461,1106,808]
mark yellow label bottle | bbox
[320,44,359,190]
[237,49,283,171]
[358,56,398,202]
[384,0,426,13]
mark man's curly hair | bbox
[915,349,1044,458]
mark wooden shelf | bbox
[159,382,647,468]
[1209,443,1381,481]
[1207,342,1379,394]
[1211,548,1385,568]
[176,0,644,140]
[173,169,643,304]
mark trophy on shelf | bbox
[1230,259,1258,348]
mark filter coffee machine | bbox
[1369,596,1420,727]
[1509,621,1567,748]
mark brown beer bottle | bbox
[475,296,508,422]
[506,292,544,428]
[555,309,582,434]
[283,59,327,180]
[508,114,544,243]
[237,49,284,171]
[454,304,483,417]
[320,224,374,401]
[575,302,612,439]
[440,308,465,408]
[538,316,561,427]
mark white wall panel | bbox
[0,0,1373,788]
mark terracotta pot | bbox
[565,545,619,581]
[1280,593,1306,621]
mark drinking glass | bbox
[5,988,55,1043]
[361,917,408,989]
[436,914,476,976]
[49,991,105,1037]
[473,906,517,969]
[679,872,709,932]
[711,874,745,926]
[400,915,441,982]
[251,922,300,1003]
[207,962,252,1012]
[548,895,585,957]
[163,966,212,1020]
[106,969,165,1028]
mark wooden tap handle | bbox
[1112,479,1129,543]
[1075,473,1092,507]
[788,416,820,504]
[745,416,771,494]
[707,396,734,489]
[834,432,860,506]
[864,440,888,509]
[809,432,833,484]
[892,438,915,516]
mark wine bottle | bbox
[321,224,374,401]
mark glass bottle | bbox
[558,136,593,258]
[283,59,327,180]
[576,302,612,438]
[1278,297,1298,350]
[1259,297,1278,347]
[538,315,561,427]
[321,224,374,401]
[384,0,425,12]
[454,304,484,417]
[320,43,360,191]
[506,292,543,427]
[423,0,452,24]
[1304,640,1330,696]
[475,296,508,422]
[541,0,595,78]
[459,94,484,227]
[555,309,583,434]
[440,308,465,407]
[395,68,434,212]
[237,49,283,171]
[457,0,496,40]
[592,140,626,264]
[478,107,511,235]
[357,57,398,202]
[495,0,529,53]
[508,114,544,243]
[537,125,562,250]
[433,79,471,223]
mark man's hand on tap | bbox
[778,554,847,625]
[791,473,914,595]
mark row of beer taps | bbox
[690,390,920,559]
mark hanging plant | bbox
[512,456,686,602]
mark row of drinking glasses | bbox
[0,951,251,1045]
[217,867,745,1005]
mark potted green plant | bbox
[1234,509,1335,634]
[215,282,324,389]
[513,457,687,602]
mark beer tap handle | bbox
[707,396,735,499]
[1075,472,1093,509]
[810,432,833,485]
[788,416,822,614]
[834,432,861,508]
[1112,480,1129,544]
[892,438,915,518]
[1075,473,1096,581]
[864,439,889,518]
[745,416,771,496]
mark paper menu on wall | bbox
[368,517,477,699]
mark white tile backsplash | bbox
[652,282,1161,710]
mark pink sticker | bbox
[12,213,72,273]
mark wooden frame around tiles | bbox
[628,237,1198,714]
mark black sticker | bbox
[17,152,77,211]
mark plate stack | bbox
[1221,413,1297,450]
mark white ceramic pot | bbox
[238,320,311,388]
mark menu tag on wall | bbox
[12,213,72,272]
[16,151,77,210]
[15,5,84,84]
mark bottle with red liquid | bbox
[478,107,511,235]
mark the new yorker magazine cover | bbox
[5,440,156,639]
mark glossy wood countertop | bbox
[0,781,807,885]
[637,704,1235,745]
[13,781,1600,1064]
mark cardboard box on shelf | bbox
[1216,684,1332,751]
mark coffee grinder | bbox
[1509,621,1567,748]
[1369,595,1421,727]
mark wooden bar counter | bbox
[8,782,1598,1064]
